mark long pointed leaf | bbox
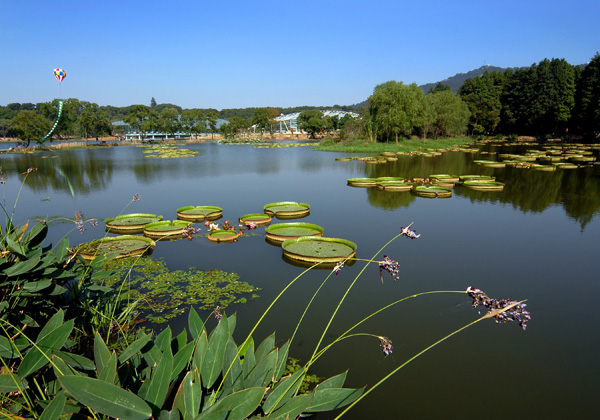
[317,371,348,389]
[18,320,74,378]
[305,387,364,412]
[270,394,313,420]
[118,333,152,364]
[263,369,305,414]
[222,337,243,393]
[171,341,195,381]
[188,307,204,338]
[274,340,290,382]
[39,390,66,420]
[193,330,208,371]
[0,373,28,392]
[98,352,117,384]
[59,375,152,420]
[94,332,111,372]
[245,349,277,388]
[201,387,266,420]
[172,371,202,420]
[201,316,229,389]
[254,333,275,363]
[144,345,173,413]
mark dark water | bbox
[1,143,599,419]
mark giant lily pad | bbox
[459,175,495,183]
[239,213,272,227]
[376,181,413,192]
[429,174,460,183]
[282,237,357,264]
[265,222,324,245]
[71,236,156,261]
[177,205,223,222]
[463,181,505,191]
[411,185,453,198]
[105,213,163,234]
[208,229,241,243]
[144,220,193,240]
[347,178,378,187]
[264,201,310,219]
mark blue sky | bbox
[2,0,599,110]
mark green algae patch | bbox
[103,258,259,324]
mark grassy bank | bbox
[314,137,474,153]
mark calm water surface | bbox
[1,142,599,419]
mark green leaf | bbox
[144,344,172,413]
[5,257,40,277]
[201,316,229,388]
[274,340,290,382]
[38,310,65,341]
[94,332,111,372]
[155,327,172,354]
[53,350,95,371]
[227,313,236,335]
[263,369,305,414]
[188,307,204,338]
[24,223,48,249]
[172,371,202,420]
[193,329,208,371]
[317,371,348,389]
[98,352,117,384]
[158,409,181,420]
[241,339,255,380]
[55,238,69,260]
[118,333,152,364]
[305,387,364,412]
[222,337,243,392]
[22,279,52,292]
[201,387,267,420]
[0,373,28,393]
[269,394,313,420]
[171,340,195,381]
[254,333,275,362]
[59,375,152,420]
[245,349,277,388]
[0,335,18,359]
[172,330,188,354]
[52,355,79,377]
[38,390,66,420]
[18,319,74,378]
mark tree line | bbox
[2,53,598,144]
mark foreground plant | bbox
[0,308,362,420]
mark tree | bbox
[206,111,219,139]
[368,81,426,143]
[157,107,181,137]
[220,117,251,138]
[78,102,111,144]
[180,109,207,138]
[150,97,157,107]
[39,98,83,138]
[123,105,158,142]
[252,108,279,134]
[459,71,506,135]
[297,110,331,138]
[424,90,470,138]
[9,110,51,147]
[574,52,600,133]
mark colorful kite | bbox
[53,68,66,83]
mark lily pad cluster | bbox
[139,144,199,158]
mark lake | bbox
[1,141,599,419]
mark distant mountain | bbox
[418,65,511,93]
